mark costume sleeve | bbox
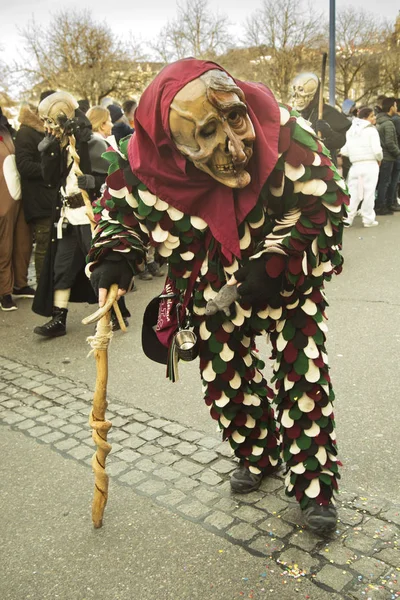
[252,105,349,288]
[15,129,43,180]
[86,137,148,272]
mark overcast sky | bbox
[1,0,398,65]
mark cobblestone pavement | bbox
[1,355,399,600]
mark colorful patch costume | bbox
[87,59,348,527]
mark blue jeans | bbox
[387,156,400,207]
[376,161,394,210]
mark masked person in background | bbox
[290,72,350,165]
[32,91,97,336]
[87,59,349,535]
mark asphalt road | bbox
[2,212,399,504]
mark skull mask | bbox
[290,73,319,112]
[38,91,79,136]
[169,70,256,189]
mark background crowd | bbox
[0,86,399,333]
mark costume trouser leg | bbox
[269,285,339,508]
[198,286,339,508]
[32,217,52,283]
[0,201,32,295]
[53,224,91,291]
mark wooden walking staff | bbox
[67,131,126,527]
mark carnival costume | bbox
[87,59,349,533]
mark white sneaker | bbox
[343,220,352,228]
[363,221,379,228]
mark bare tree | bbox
[378,18,400,97]
[153,0,231,62]
[335,7,385,105]
[244,0,326,101]
[12,10,158,104]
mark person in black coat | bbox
[15,95,58,282]
[107,104,133,144]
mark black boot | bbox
[34,307,68,338]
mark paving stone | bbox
[14,406,43,418]
[31,385,53,394]
[338,506,364,526]
[173,477,200,492]
[2,372,19,381]
[361,517,398,541]
[122,422,147,435]
[374,548,400,568]
[105,460,130,477]
[14,419,36,430]
[67,401,88,411]
[157,435,180,448]
[214,497,239,513]
[138,444,162,456]
[133,412,152,423]
[68,445,93,460]
[136,479,167,495]
[233,505,265,524]
[227,523,258,542]
[36,415,67,428]
[381,507,400,526]
[318,539,358,565]
[17,395,39,406]
[204,511,234,530]
[61,424,83,435]
[43,390,67,400]
[118,469,147,486]
[10,378,38,390]
[146,418,171,429]
[258,515,293,538]
[279,548,321,573]
[249,535,285,555]
[162,422,186,435]
[138,427,163,441]
[314,564,354,592]
[280,505,303,527]
[152,450,179,466]
[108,429,130,442]
[210,458,236,474]
[115,449,140,463]
[178,429,203,442]
[177,499,210,520]
[34,399,54,409]
[255,495,288,515]
[52,394,76,405]
[113,407,136,417]
[174,459,203,476]
[353,497,391,516]
[197,436,220,450]
[193,488,219,505]
[54,438,80,452]
[287,529,320,552]
[153,466,181,482]
[109,416,129,429]
[352,556,390,581]
[213,442,234,458]
[48,407,75,419]
[175,441,196,456]
[77,391,93,402]
[191,450,218,464]
[157,489,187,508]
[259,476,285,493]
[344,532,380,554]
[135,458,156,472]
[197,471,223,486]
[1,409,24,423]
[28,425,52,437]
[56,382,78,391]
[40,431,66,444]
[72,429,92,441]
[121,435,146,450]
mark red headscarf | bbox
[128,58,281,259]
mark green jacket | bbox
[376,113,400,161]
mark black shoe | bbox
[34,307,68,337]
[12,285,36,298]
[375,207,390,215]
[110,314,129,331]
[230,464,264,493]
[389,205,400,212]
[302,500,337,534]
[0,294,18,311]
[147,261,165,277]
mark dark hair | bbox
[382,97,397,112]
[123,99,137,115]
[358,107,373,120]
[78,99,90,114]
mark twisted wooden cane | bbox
[69,133,125,527]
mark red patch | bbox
[266,255,286,278]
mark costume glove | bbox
[90,257,134,295]
[316,119,332,138]
[77,174,95,189]
[234,257,284,309]
[38,134,58,153]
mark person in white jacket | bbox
[340,107,383,227]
